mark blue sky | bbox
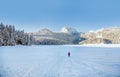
[0,0,120,32]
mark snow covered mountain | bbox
[32,27,80,45]
[34,28,53,35]
[80,27,120,44]
[60,27,78,34]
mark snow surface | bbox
[0,45,120,77]
[80,44,120,48]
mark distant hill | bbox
[31,27,81,45]
[80,27,120,44]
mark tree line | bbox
[0,23,35,46]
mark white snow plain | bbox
[0,45,120,77]
[81,44,120,48]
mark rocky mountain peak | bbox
[60,27,78,34]
[37,28,53,34]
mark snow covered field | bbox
[0,45,120,77]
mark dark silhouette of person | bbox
[68,52,70,57]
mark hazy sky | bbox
[0,0,120,32]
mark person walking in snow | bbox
[68,52,70,57]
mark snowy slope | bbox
[0,46,120,77]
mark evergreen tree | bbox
[0,23,35,46]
